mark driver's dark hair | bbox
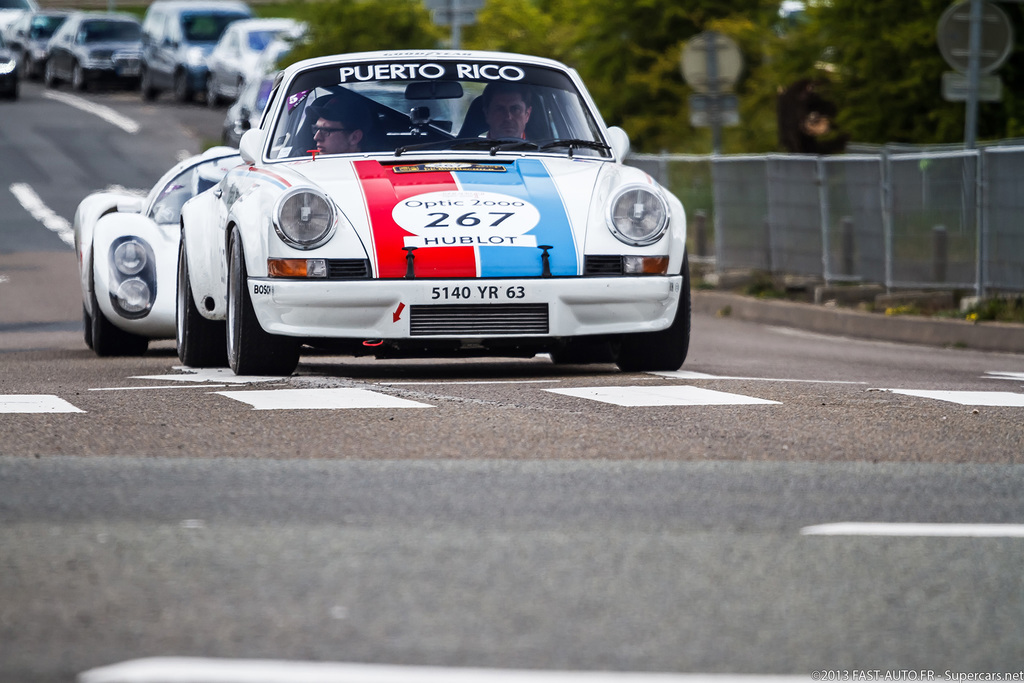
[480,81,533,109]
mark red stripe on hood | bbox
[354,160,477,278]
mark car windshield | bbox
[267,57,608,160]
[245,29,277,52]
[181,12,247,42]
[30,14,66,39]
[80,20,141,42]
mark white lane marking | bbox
[379,380,563,385]
[43,90,140,134]
[216,388,433,410]
[78,658,813,683]
[0,274,10,284]
[881,389,1024,407]
[0,395,84,413]
[9,183,75,248]
[652,370,863,385]
[985,371,1024,382]
[801,523,1024,537]
[90,385,230,391]
[546,386,780,407]
[133,367,283,384]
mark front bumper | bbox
[249,276,683,340]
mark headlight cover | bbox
[107,236,156,318]
[607,185,670,246]
[274,188,336,249]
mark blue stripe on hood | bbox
[454,158,578,277]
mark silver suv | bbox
[139,0,250,103]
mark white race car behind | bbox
[179,49,690,375]
[74,147,241,356]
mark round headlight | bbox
[275,188,335,249]
[113,239,147,275]
[607,185,670,246]
[115,278,151,314]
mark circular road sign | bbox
[937,0,1013,74]
[681,32,743,93]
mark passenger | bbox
[306,95,369,155]
[481,81,533,140]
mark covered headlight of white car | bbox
[274,188,335,249]
[108,237,157,318]
[607,185,670,246]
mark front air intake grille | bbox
[584,255,623,275]
[327,259,370,279]
[409,303,549,336]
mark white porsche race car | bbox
[179,50,690,376]
[74,147,242,356]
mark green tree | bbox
[284,0,445,66]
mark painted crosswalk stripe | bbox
[883,389,1024,407]
[216,388,433,410]
[0,395,84,413]
[546,386,780,407]
[653,370,863,385]
[801,523,1024,537]
[134,367,283,384]
[79,657,814,683]
[985,371,1024,382]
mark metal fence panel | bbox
[711,156,769,270]
[821,156,886,284]
[981,147,1024,293]
[886,151,978,289]
[767,156,822,277]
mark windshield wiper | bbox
[539,139,611,157]
[395,137,541,156]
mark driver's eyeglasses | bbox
[312,126,349,136]
[489,105,527,117]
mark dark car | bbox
[43,12,142,91]
[139,0,251,103]
[0,31,17,99]
[6,10,69,79]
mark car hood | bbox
[286,156,605,279]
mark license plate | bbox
[429,284,529,302]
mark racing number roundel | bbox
[392,190,541,249]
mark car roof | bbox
[146,0,251,13]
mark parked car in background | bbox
[139,0,251,103]
[43,12,142,91]
[205,17,302,106]
[74,147,242,357]
[0,0,36,41]
[0,30,18,99]
[221,71,272,145]
[5,9,68,79]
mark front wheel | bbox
[43,59,57,88]
[173,70,192,103]
[88,265,149,357]
[71,62,87,91]
[176,238,227,367]
[615,252,691,372]
[226,229,299,376]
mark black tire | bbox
[173,70,192,103]
[227,229,299,375]
[140,66,158,101]
[176,238,227,367]
[71,62,87,91]
[83,304,94,350]
[43,59,57,88]
[205,76,221,108]
[615,252,691,372]
[88,265,149,357]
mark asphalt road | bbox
[2,80,1024,683]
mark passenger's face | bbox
[312,117,362,154]
[485,92,531,139]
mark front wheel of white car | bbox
[176,239,227,367]
[89,262,149,357]
[227,229,300,376]
[615,252,691,372]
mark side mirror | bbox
[606,126,630,161]
[238,128,263,164]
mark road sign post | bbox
[680,31,742,155]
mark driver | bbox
[481,82,533,140]
[307,95,369,155]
